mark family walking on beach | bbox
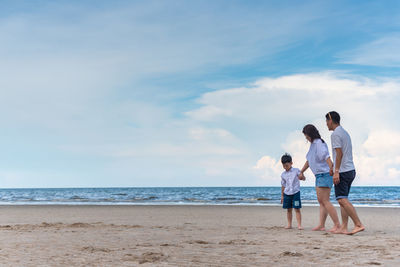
[280,111,365,235]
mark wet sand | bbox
[0,205,399,266]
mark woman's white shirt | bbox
[306,139,330,175]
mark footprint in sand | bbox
[160,243,182,247]
[190,240,210,244]
[366,262,381,265]
[81,246,111,253]
[280,251,303,257]
[124,252,167,264]
[219,239,248,245]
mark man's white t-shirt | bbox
[331,125,355,173]
[281,167,301,195]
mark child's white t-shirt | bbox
[281,167,301,195]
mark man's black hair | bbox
[325,111,340,124]
[281,153,292,164]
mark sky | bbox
[0,0,399,187]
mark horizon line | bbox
[0,185,398,190]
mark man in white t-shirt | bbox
[326,111,365,235]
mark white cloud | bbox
[254,156,282,183]
[187,72,400,134]
[255,72,398,96]
[338,34,400,67]
[353,130,400,185]
[186,72,400,185]
[362,130,400,156]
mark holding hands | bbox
[328,158,340,184]
[298,172,306,181]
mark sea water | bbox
[0,187,398,207]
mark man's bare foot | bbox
[284,226,292,229]
[347,225,365,235]
[312,226,325,231]
[298,226,304,230]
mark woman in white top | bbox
[299,124,340,232]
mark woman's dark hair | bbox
[325,111,340,124]
[281,153,292,164]
[302,124,325,143]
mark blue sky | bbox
[0,0,399,187]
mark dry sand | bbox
[0,205,399,266]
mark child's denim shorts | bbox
[283,191,301,209]
[315,172,333,188]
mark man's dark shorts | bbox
[334,170,356,200]
[283,191,302,209]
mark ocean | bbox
[0,187,398,207]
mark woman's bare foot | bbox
[333,227,349,234]
[312,225,325,231]
[298,226,304,230]
[284,225,292,229]
[328,225,340,233]
[347,225,365,235]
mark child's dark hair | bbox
[302,124,325,143]
[325,111,340,124]
[281,153,292,164]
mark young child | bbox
[280,153,305,229]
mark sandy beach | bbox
[0,205,398,266]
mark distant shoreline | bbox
[0,186,398,189]
[0,203,399,208]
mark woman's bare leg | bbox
[318,187,341,232]
[313,187,327,231]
